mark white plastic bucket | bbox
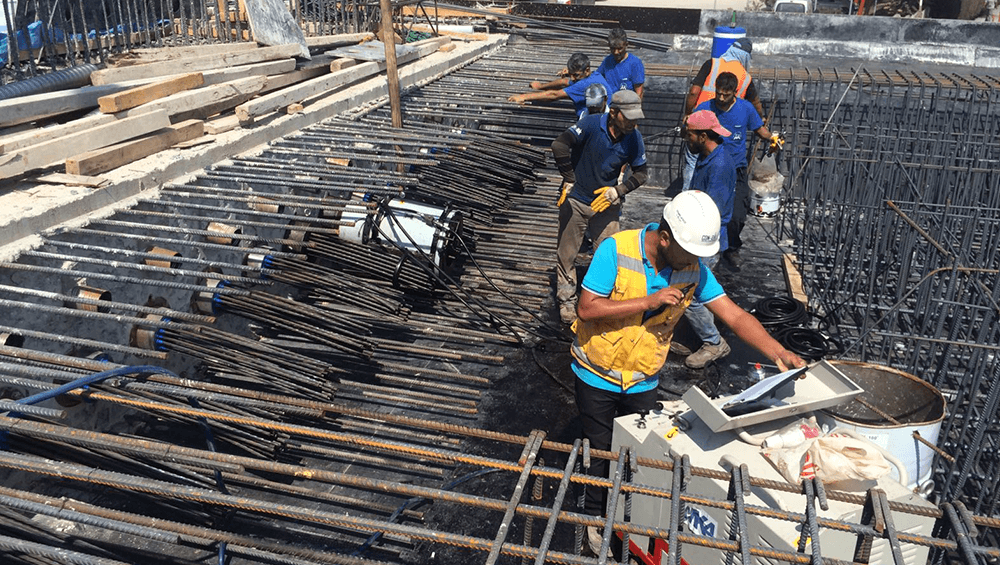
[750,191,780,216]
[818,361,946,496]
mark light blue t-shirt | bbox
[597,53,646,93]
[573,224,725,392]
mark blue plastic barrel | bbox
[712,26,746,58]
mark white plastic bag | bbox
[807,435,892,483]
[762,427,891,485]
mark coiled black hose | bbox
[750,296,809,328]
[773,326,843,362]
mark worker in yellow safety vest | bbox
[570,190,806,558]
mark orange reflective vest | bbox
[694,58,752,108]
[571,229,700,391]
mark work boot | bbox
[559,302,578,325]
[723,248,743,270]
[670,341,694,356]
[685,338,731,369]
[586,525,613,558]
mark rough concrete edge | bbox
[671,34,995,68]
[0,35,509,262]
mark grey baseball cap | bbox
[610,89,643,120]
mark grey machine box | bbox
[611,362,936,564]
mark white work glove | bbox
[591,186,621,213]
[557,181,572,207]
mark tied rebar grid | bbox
[1,415,1000,565]
[0,0,381,84]
[771,67,1000,521]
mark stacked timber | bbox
[0,33,455,185]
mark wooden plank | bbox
[329,58,358,71]
[305,33,374,51]
[91,44,304,85]
[99,73,205,113]
[201,58,297,86]
[235,39,449,125]
[112,42,257,66]
[66,119,205,176]
[173,137,215,149]
[243,0,309,58]
[37,173,111,187]
[0,84,134,128]
[0,114,119,155]
[0,110,171,180]
[119,76,267,120]
[782,253,810,306]
[235,60,388,124]
[205,115,241,135]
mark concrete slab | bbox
[0,35,509,261]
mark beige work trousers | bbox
[556,197,621,307]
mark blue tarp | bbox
[1,19,164,65]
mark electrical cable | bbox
[446,223,572,343]
[371,201,526,345]
[749,296,808,328]
[773,326,843,362]
[530,340,575,396]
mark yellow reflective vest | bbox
[571,228,701,391]
[695,58,752,109]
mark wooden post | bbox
[379,0,403,129]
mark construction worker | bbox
[551,89,648,325]
[572,191,806,556]
[596,28,645,99]
[681,37,764,191]
[693,71,779,269]
[677,109,736,369]
[583,82,608,118]
[509,53,613,121]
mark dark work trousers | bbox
[575,377,658,517]
[727,166,751,251]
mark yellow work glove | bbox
[591,186,621,213]
[769,133,785,153]
[557,181,572,207]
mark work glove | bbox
[768,133,785,154]
[591,186,621,213]
[557,181,572,207]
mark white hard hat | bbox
[662,191,721,257]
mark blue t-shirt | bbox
[689,145,735,251]
[694,97,763,169]
[564,113,646,203]
[573,223,726,393]
[565,73,613,120]
[597,53,645,93]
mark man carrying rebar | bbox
[681,38,765,191]
[596,28,645,99]
[551,89,648,325]
[570,191,806,557]
[508,53,613,121]
[691,71,780,270]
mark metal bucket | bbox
[817,361,946,496]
